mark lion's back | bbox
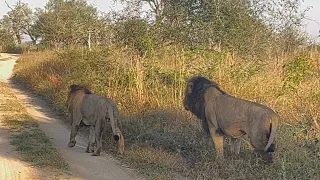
[215,94,276,129]
[246,100,277,121]
[80,94,108,119]
[81,94,119,117]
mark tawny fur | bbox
[183,76,279,163]
[66,84,124,156]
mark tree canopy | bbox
[0,0,311,57]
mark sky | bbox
[0,0,319,42]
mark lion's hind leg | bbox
[92,120,103,156]
[85,126,95,153]
[230,138,241,155]
[249,130,274,163]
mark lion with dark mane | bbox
[183,76,279,162]
[66,84,124,156]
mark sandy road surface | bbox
[0,83,81,180]
[0,53,18,83]
[0,53,142,180]
[0,53,39,180]
[0,121,39,180]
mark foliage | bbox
[2,0,320,179]
[13,47,320,179]
[116,0,308,59]
[0,1,35,44]
[0,0,310,58]
[0,29,15,52]
[31,0,112,48]
[114,18,153,56]
[282,54,314,93]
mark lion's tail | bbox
[264,113,279,151]
[107,104,121,141]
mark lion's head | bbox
[69,84,93,94]
[66,84,93,112]
[183,76,225,113]
[183,76,226,135]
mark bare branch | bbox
[4,1,14,11]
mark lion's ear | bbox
[187,82,193,94]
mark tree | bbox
[114,17,153,56]
[114,0,309,58]
[33,0,112,48]
[0,29,15,52]
[3,1,36,44]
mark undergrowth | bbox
[13,46,320,179]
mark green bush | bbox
[282,54,314,93]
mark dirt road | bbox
[0,53,18,83]
[0,122,39,180]
[0,53,142,180]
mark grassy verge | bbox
[2,114,69,170]
[0,82,69,170]
[13,47,320,179]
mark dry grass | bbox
[0,82,69,170]
[13,46,320,179]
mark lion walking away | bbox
[183,76,279,163]
[66,84,125,156]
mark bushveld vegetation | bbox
[2,0,320,179]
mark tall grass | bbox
[13,46,320,179]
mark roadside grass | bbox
[0,57,11,61]
[0,82,69,170]
[2,114,69,170]
[13,47,320,179]
[102,109,320,179]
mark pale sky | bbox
[0,0,319,42]
[300,0,320,42]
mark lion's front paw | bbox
[85,148,94,153]
[68,141,76,147]
[91,152,100,156]
[85,145,94,153]
[85,147,90,153]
